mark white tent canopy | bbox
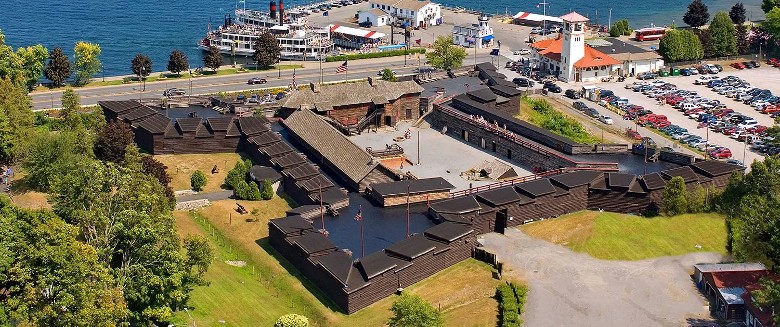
[328,24,386,39]
[512,11,563,24]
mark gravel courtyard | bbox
[482,228,722,327]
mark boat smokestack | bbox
[270,1,277,20]
[279,0,284,25]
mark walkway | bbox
[176,190,233,203]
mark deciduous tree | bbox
[184,235,213,279]
[736,25,751,54]
[16,44,49,90]
[60,88,81,129]
[427,35,466,71]
[388,293,444,327]
[253,32,281,68]
[708,12,738,56]
[44,47,71,86]
[609,19,633,37]
[131,53,152,79]
[167,49,189,76]
[662,176,688,216]
[754,279,780,325]
[73,41,102,85]
[683,0,710,28]
[94,120,134,163]
[22,130,92,192]
[763,7,780,37]
[381,68,397,81]
[203,45,223,71]
[659,29,704,62]
[730,2,747,25]
[139,154,175,201]
[763,0,780,14]
[0,78,35,163]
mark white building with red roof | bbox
[529,12,620,82]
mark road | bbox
[31,53,494,111]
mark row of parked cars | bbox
[700,76,780,116]
[729,60,761,70]
[572,99,615,125]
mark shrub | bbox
[388,293,444,327]
[190,170,207,192]
[225,159,251,190]
[325,48,425,62]
[234,180,250,199]
[662,176,688,216]
[274,314,309,327]
[246,181,262,201]
[261,179,274,200]
[497,284,520,326]
[522,97,599,144]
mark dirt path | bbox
[482,229,721,327]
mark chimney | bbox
[279,0,285,25]
[368,76,376,87]
[310,82,320,93]
[270,1,277,20]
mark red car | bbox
[710,148,732,159]
[713,109,734,118]
[731,62,746,69]
[722,127,738,135]
[652,120,671,129]
[748,125,768,134]
[762,105,780,114]
[626,129,642,140]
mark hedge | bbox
[497,282,529,327]
[325,48,426,62]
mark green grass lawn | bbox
[518,97,602,144]
[521,210,727,260]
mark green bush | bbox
[274,313,309,327]
[609,19,633,37]
[225,159,252,190]
[522,97,600,144]
[261,179,274,200]
[497,284,520,326]
[325,48,425,62]
[190,170,207,191]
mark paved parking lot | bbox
[582,67,780,166]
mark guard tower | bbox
[559,12,589,82]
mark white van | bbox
[694,75,718,85]
[680,102,699,112]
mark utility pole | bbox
[539,1,550,37]
[608,8,612,30]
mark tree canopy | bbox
[381,68,397,81]
[190,170,207,191]
[683,0,710,28]
[763,7,780,37]
[730,2,747,25]
[131,53,152,78]
[659,29,704,62]
[253,32,281,68]
[426,35,467,71]
[73,41,102,85]
[708,12,738,56]
[167,49,189,76]
[609,19,633,37]
[60,88,82,129]
[662,176,689,216]
[763,0,780,14]
[0,78,35,163]
[44,47,71,86]
[0,30,48,90]
[388,293,444,327]
[93,120,134,163]
[204,46,223,71]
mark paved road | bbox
[30,53,493,111]
[176,190,233,203]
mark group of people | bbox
[467,114,517,139]
[1,166,12,188]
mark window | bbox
[411,11,414,15]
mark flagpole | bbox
[345,59,348,82]
[359,205,365,257]
[406,184,410,238]
[319,181,325,231]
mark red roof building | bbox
[697,266,778,324]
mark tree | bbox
[44,47,71,86]
[22,130,92,192]
[380,68,397,81]
[60,88,81,129]
[388,293,444,327]
[764,7,780,37]
[754,279,780,325]
[139,155,175,201]
[736,24,751,54]
[261,179,274,200]
[708,12,738,56]
[274,314,309,327]
[253,32,281,68]
[0,77,35,163]
[683,0,710,28]
[191,170,207,191]
[184,235,213,279]
[16,44,49,90]
[659,29,704,62]
[203,46,223,71]
[0,197,128,326]
[662,176,688,216]
[730,2,747,25]
[225,159,252,190]
[694,28,714,57]
[94,120,134,163]
[426,35,466,71]
[609,19,633,37]
[763,0,780,14]
[73,41,101,85]
[167,49,189,76]
[131,53,152,79]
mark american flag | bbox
[336,60,348,73]
[354,205,362,222]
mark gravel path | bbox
[482,229,722,327]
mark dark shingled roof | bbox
[490,84,523,97]
[311,187,349,205]
[661,166,700,183]
[467,88,498,103]
[249,165,283,183]
[516,179,556,197]
[430,196,482,214]
[271,152,307,169]
[439,213,474,225]
[607,173,636,188]
[247,132,282,146]
[225,120,242,137]
[283,164,320,181]
[345,267,370,293]
[176,118,202,133]
[628,180,647,194]
[588,174,610,191]
[640,173,666,190]
[195,121,212,137]
[424,222,473,243]
[370,177,455,197]
[296,174,335,193]
[135,114,171,134]
[238,116,270,135]
[419,76,487,98]
[120,105,158,122]
[475,62,497,72]
[385,234,437,260]
[270,215,313,235]
[207,117,234,131]
[317,251,353,285]
[357,251,406,279]
[691,160,744,177]
[99,100,143,115]
[286,205,321,216]
[291,232,337,254]
[550,170,603,189]
[476,187,531,207]
[259,141,294,158]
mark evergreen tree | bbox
[683,0,710,28]
[762,0,780,14]
[246,181,262,200]
[44,47,71,86]
[203,46,223,71]
[427,35,467,71]
[693,28,713,57]
[252,32,281,68]
[736,25,751,54]
[662,176,689,216]
[261,179,274,200]
[167,49,189,76]
[131,53,152,79]
[708,12,738,56]
[730,2,747,25]
[190,170,207,191]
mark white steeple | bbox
[560,12,588,82]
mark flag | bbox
[336,61,348,73]
[490,48,499,56]
[354,206,362,221]
[415,38,421,45]
[323,11,329,16]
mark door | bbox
[491,141,497,152]
[507,149,512,159]
[384,116,392,126]
[405,108,412,119]
[495,209,508,233]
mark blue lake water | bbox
[1,0,764,76]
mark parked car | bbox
[247,77,267,85]
[599,115,614,124]
[573,101,588,111]
[637,72,658,80]
[731,62,746,69]
[275,92,287,100]
[163,88,186,96]
[358,21,373,27]
[565,89,580,99]
[710,147,733,159]
[513,49,531,55]
[585,108,600,118]
[513,77,534,87]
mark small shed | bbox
[369,177,455,207]
[249,165,283,193]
